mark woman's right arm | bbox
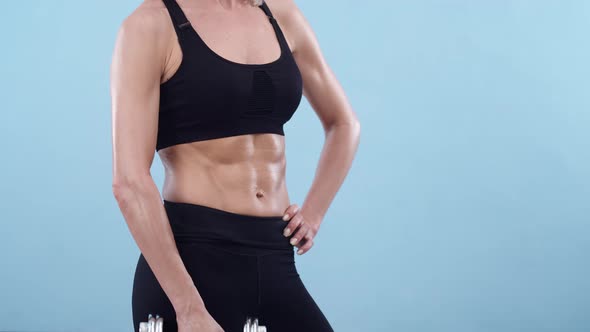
[109,7,207,320]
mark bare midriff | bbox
[157,133,290,217]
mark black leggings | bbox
[132,200,334,332]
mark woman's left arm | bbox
[272,0,361,254]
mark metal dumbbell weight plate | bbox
[139,314,164,332]
[244,316,267,332]
[139,313,268,332]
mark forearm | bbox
[300,120,361,225]
[112,175,205,313]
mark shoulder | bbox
[262,0,310,54]
[264,0,314,56]
[263,0,299,24]
[115,0,174,51]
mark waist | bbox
[161,163,290,217]
[163,199,294,253]
[160,135,288,207]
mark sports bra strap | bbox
[162,0,284,48]
[259,2,276,22]
[162,0,192,41]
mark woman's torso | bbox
[158,134,290,217]
[155,0,301,217]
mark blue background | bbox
[1,0,588,331]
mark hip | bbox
[163,199,294,256]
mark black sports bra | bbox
[157,0,303,152]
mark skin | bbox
[110,0,360,330]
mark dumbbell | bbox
[138,313,268,332]
[244,316,267,332]
[138,314,163,332]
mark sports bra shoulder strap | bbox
[258,1,291,51]
[258,2,276,21]
[162,0,192,40]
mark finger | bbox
[283,213,303,237]
[296,239,314,255]
[289,222,310,247]
[294,233,311,249]
[282,203,299,221]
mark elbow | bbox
[112,173,152,206]
[112,180,131,204]
[326,107,360,137]
[329,116,361,141]
[341,116,360,147]
[351,118,361,140]
[351,119,361,148]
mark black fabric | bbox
[132,200,334,332]
[156,0,303,152]
[161,0,191,40]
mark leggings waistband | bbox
[163,200,294,254]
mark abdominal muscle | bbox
[157,133,291,217]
